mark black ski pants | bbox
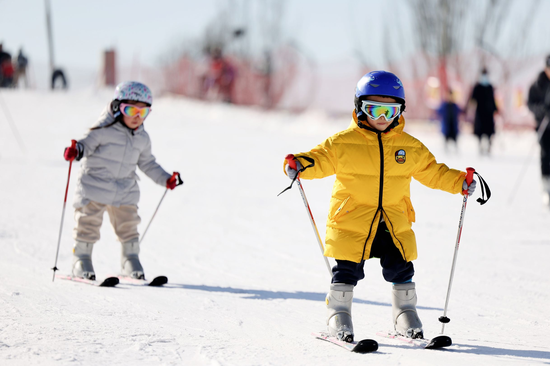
[540,130,550,177]
[331,222,414,286]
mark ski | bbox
[55,274,119,287]
[117,275,168,287]
[376,331,452,349]
[312,332,378,353]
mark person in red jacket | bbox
[0,43,14,88]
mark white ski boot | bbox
[72,241,96,280]
[392,282,423,339]
[326,283,354,342]
[121,240,144,279]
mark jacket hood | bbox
[91,105,116,129]
[350,109,405,135]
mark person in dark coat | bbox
[469,68,498,155]
[436,88,461,152]
[527,55,550,202]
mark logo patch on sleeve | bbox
[395,149,406,164]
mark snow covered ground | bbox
[0,88,549,365]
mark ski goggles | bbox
[361,101,402,121]
[120,103,151,119]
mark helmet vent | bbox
[369,83,379,87]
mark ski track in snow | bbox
[0,89,549,365]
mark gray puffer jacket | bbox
[73,106,171,208]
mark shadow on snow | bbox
[379,336,550,362]
[444,343,549,363]
[166,282,442,311]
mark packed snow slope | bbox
[0,89,549,365]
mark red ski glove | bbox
[63,140,78,161]
[166,172,183,190]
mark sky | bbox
[2,0,550,95]
[0,0,363,70]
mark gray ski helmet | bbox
[113,81,153,106]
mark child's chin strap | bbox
[277,156,315,196]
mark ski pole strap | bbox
[173,172,184,186]
[473,172,491,205]
[277,155,315,196]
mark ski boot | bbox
[121,240,145,279]
[392,282,423,339]
[326,283,354,342]
[72,241,96,280]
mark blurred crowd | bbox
[0,43,28,88]
[435,68,498,155]
[433,55,550,203]
[435,56,550,161]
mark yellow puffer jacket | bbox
[285,112,466,263]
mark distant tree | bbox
[351,0,550,120]
[160,0,313,110]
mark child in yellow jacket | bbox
[284,71,477,342]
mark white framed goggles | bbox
[361,101,402,121]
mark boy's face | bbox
[122,101,149,129]
[364,95,399,131]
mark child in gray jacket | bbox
[63,81,181,280]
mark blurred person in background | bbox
[468,68,498,155]
[15,48,28,88]
[436,88,461,152]
[0,43,14,88]
[527,55,550,204]
[51,68,67,89]
[201,47,236,103]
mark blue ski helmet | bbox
[354,71,405,121]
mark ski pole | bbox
[51,140,77,282]
[0,91,26,153]
[439,167,475,334]
[139,172,183,245]
[285,154,332,277]
[508,116,549,205]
